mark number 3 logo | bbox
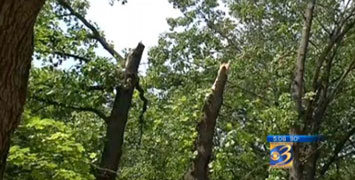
[270,144,293,166]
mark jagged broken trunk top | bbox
[185,63,229,180]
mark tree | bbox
[5,0,355,179]
[96,43,145,180]
[27,0,147,179]
[152,0,355,179]
[290,1,316,179]
[0,0,45,177]
[185,63,229,180]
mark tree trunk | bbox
[96,43,145,180]
[290,1,315,180]
[184,63,229,180]
[0,0,45,177]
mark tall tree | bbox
[26,0,147,179]
[0,0,45,177]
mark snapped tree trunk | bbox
[0,0,45,177]
[96,43,145,180]
[184,63,229,180]
[290,1,316,180]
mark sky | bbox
[86,0,182,69]
[35,0,182,71]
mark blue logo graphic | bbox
[270,144,293,166]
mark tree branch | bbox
[136,81,148,145]
[315,17,331,35]
[53,51,91,63]
[292,0,316,115]
[227,82,273,106]
[31,95,109,122]
[327,57,355,102]
[56,0,124,62]
[312,12,355,91]
[197,9,241,52]
[320,126,355,176]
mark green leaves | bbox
[7,117,94,180]
[7,0,355,179]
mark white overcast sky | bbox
[86,0,182,67]
[35,0,181,70]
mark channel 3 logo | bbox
[270,143,293,168]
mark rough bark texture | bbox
[290,1,316,180]
[0,0,45,177]
[184,63,229,180]
[96,43,144,180]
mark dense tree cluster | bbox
[1,0,355,180]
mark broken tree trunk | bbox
[96,43,145,180]
[184,63,229,180]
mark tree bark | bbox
[96,43,144,180]
[0,0,45,178]
[184,63,229,180]
[290,1,316,180]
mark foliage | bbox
[5,0,355,179]
[6,114,95,180]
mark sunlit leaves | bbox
[7,117,94,180]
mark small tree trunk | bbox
[0,0,45,177]
[96,43,145,180]
[184,63,229,180]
